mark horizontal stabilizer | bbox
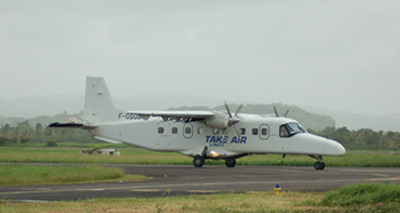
[48,122,97,129]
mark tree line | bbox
[0,120,97,146]
[310,127,400,150]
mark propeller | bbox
[225,102,243,140]
[225,102,240,126]
[273,105,289,118]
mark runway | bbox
[1,164,399,201]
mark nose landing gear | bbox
[314,161,325,170]
[225,158,236,168]
[309,155,325,170]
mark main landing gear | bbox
[309,155,325,170]
[193,156,205,168]
[192,156,237,168]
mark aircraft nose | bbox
[332,140,346,156]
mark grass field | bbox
[2,142,133,149]
[0,165,146,186]
[1,183,399,212]
[0,147,400,167]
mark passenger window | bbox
[183,124,193,139]
[198,127,204,135]
[261,128,268,136]
[252,128,258,135]
[259,124,270,140]
[172,127,178,134]
[240,128,246,135]
[158,127,164,134]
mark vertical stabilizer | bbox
[83,77,119,124]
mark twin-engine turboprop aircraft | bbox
[50,77,346,170]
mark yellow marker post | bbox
[274,184,281,195]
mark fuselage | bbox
[90,112,346,159]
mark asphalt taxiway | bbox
[1,164,399,201]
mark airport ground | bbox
[1,164,400,212]
[1,147,400,212]
[1,164,400,201]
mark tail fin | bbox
[83,77,119,124]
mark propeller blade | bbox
[283,109,289,117]
[225,102,241,126]
[234,104,243,117]
[233,124,241,142]
[273,105,279,117]
[224,101,232,118]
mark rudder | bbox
[83,77,119,124]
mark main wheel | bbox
[314,162,325,170]
[225,159,236,168]
[193,156,205,168]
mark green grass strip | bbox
[319,183,400,212]
[321,183,400,206]
[0,165,146,186]
[1,184,399,212]
[1,148,400,167]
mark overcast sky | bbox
[1,1,399,116]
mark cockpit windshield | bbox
[280,123,306,137]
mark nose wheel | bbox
[309,155,325,170]
[314,161,325,170]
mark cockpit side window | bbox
[280,126,289,137]
[280,123,306,137]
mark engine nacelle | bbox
[206,150,220,158]
[204,113,229,129]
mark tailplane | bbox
[83,77,119,124]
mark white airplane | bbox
[50,77,346,170]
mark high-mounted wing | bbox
[135,111,215,122]
[136,103,243,133]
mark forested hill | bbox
[169,103,335,131]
